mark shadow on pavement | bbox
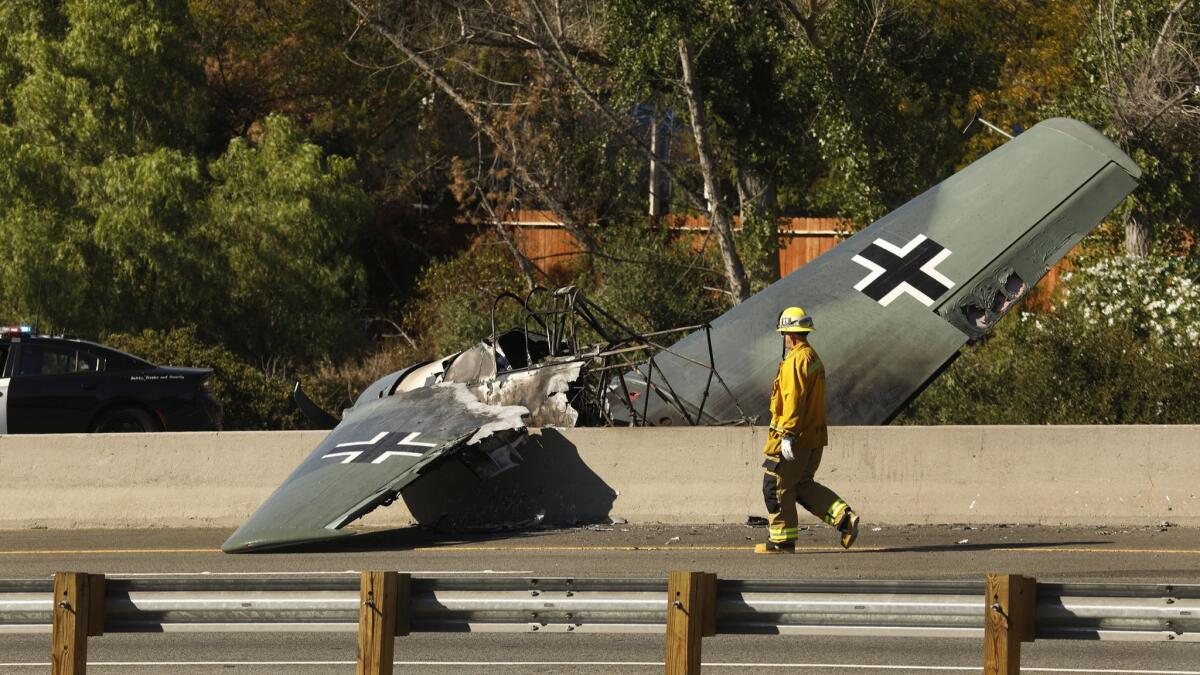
[803,539,1115,555]
[251,525,568,554]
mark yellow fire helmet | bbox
[776,306,814,333]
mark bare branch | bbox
[678,37,750,302]
[1149,0,1191,69]
[341,0,599,253]
[776,0,826,48]
[520,0,711,214]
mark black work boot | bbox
[754,540,795,554]
[837,510,860,550]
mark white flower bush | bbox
[905,254,1200,424]
[1054,256,1200,349]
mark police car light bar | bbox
[6,326,32,335]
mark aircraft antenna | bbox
[962,111,1014,140]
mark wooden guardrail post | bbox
[86,574,105,639]
[665,571,717,675]
[395,572,412,638]
[984,574,1037,675]
[358,571,400,675]
[51,572,104,675]
[699,572,717,639]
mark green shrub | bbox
[405,232,530,355]
[298,341,423,419]
[590,222,728,334]
[104,326,300,430]
[404,222,731,357]
[903,255,1200,424]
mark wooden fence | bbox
[499,210,1061,307]
[502,210,846,278]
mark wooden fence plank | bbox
[86,574,105,638]
[395,573,412,638]
[700,573,717,638]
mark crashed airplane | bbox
[223,117,1141,552]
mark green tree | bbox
[205,114,369,362]
[0,1,369,365]
[604,0,1002,225]
[1054,0,1200,256]
[82,149,210,330]
[10,0,207,160]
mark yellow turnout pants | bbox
[761,434,849,543]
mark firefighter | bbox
[755,306,860,554]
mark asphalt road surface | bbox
[2,524,1199,673]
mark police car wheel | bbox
[92,407,159,433]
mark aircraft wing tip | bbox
[1037,117,1142,179]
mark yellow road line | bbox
[1016,546,1200,555]
[0,548,216,556]
[411,545,1200,554]
[2,545,1199,556]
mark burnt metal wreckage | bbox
[479,285,753,428]
[298,285,751,431]
[229,286,752,552]
[223,117,1143,553]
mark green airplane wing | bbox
[222,383,527,552]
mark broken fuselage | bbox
[222,117,1141,552]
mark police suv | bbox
[0,327,221,433]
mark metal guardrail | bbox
[3,575,1198,642]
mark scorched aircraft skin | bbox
[222,117,1140,553]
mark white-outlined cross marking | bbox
[397,432,436,448]
[850,234,955,307]
[322,431,438,464]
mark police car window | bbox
[76,349,100,373]
[102,350,150,372]
[19,344,77,376]
[0,346,7,376]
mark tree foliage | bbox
[1,0,1198,427]
[604,0,1002,223]
[1050,0,1199,256]
[405,233,532,356]
[0,1,368,366]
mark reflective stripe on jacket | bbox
[768,341,828,451]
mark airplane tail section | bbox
[623,118,1141,426]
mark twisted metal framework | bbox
[489,285,751,427]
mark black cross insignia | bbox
[851,234,955,307]
[322,431,437,464]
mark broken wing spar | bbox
[225,117,1140,553]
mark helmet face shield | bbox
[777,307,814,333]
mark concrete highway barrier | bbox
[0,426,1194,531]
